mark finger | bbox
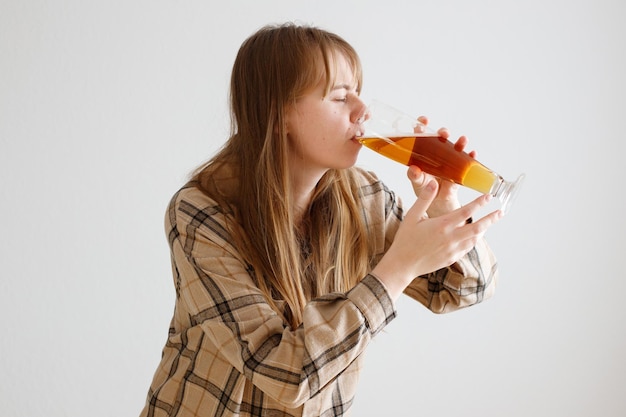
[457,208,503,251]
[407,166,437,200]
[415,116,428,133]
[437,127,450,140]
[453,135,468,152]
[471,208,504,231]
[407,165,426,188]
[450,193,493,226]
[414,124,426,133]
[404,179,438,223]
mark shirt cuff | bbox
[347,274,397,336]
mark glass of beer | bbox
[357,100,525,214]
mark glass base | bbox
[495,173,525,215]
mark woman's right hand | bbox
[371,179,502,301]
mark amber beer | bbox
[358,133,498,195]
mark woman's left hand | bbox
[407,117,476,218]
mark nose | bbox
[353,102,369,137]
[352,96,368,124]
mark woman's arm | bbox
[372,178,501,303]
[367,170,500,310]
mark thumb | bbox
[407,165,428,196]
[407,165,425,185]
[404,179,438,222]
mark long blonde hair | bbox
[194,23,371,328]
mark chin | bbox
[340,155,360,170]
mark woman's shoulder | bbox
[168,162,239,218]
[168,181,218,210]
[165,181,232,230]
[164,181,243,255]
[351,166,392,197]
[351,167,402,218]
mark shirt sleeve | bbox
[168,192,397,408]
[402,238,499,313]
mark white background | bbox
[1,1,625,416]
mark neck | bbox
[290,169,326,228]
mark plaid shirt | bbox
[140,168,498,417]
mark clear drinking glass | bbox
[357,100,525,214]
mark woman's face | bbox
[285,53,366,179]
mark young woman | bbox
[140,23,502,417]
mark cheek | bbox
[292,119,325,144]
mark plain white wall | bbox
[1,0,624,416]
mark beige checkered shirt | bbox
[140,168,498,416]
